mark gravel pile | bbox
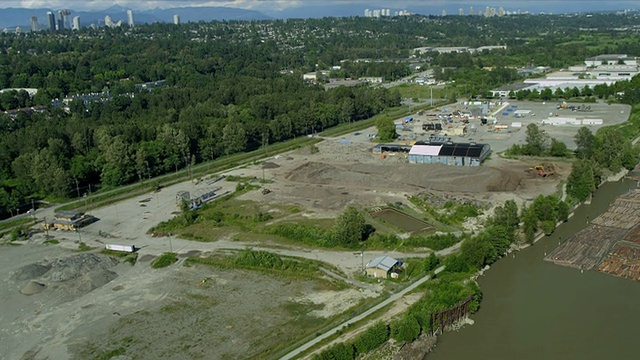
[42,253,120,283]
[13,263,51,281]
[20,281,46,295]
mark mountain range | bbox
[1,2,637,30]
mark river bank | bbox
[426,176,640,360]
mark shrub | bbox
[353,321,389,354]
[151,252,178,268]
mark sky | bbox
[0,0,637,13]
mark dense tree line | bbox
[2,13,640,217]
[566,125,639,202]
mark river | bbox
[428,179,640,360]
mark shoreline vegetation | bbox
[311,128,640,360]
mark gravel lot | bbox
[0,99,629,359]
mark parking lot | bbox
[388,100,631,153]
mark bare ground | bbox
[1,125,566,360]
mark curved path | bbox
[280,265,446,360]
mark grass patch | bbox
[186,250,346,289]
[100,249,139,266]
[44,239,60,245]
[151,252,178,268]
[77,242,93,252]
[0,217,33,232]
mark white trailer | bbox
[582,119,603,125]
[105,244,135,253]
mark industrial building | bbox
[365,256,401,278]
[408,142,491,166]
[43,211,97,231]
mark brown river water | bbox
[428,179,640,360]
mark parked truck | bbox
[105,244,136,253]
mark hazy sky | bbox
[0,0,637,12]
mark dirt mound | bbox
[43,253,120,283]
[486,169,523,192]
[286,162,340,184]
[13,263,51,281]
[20,281,46,295]
[262,161,280,169]
[49,269,118,303]
[69,269,118,294]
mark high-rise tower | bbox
[30,16,38,32]
[73,16,81,30]
[127,10,134,28]
[173,14,180,25]
[47,12,55,31]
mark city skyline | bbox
[1,1,639,14]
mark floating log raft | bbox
[596,242,640,281]
[591,190,640,229]
[623,224,640,244]
[544,225,626,270]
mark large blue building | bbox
[408,142,491,166]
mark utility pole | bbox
[44,216,49,238]
[430,85,433,107]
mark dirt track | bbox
[1,101,575,359]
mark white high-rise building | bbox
[459,8,464,16]
[127,9,134,28]
[372,9,381,18]
[173,14,180,25]
[442,9,447,16]
[105,15,113,28]
[469,7,474,15]
[72,16,80,30]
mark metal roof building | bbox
[408,142,491,167]
[365,256,400,278]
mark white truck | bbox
[105,244,135,253]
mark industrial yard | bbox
[0,99,633,359]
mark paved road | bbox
[280,265,446,360]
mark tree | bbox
[222,122,247,155]
[595,128,624,172]
[566,159,597,202]
[574,126,595,160]
[524,123,549,156]
[375,117,396,142]
[548,138,568,157]
[353,321,388,354]
[331,205,366,246]
[492,199,520,230]
[522,205,538,244]
[390,314,421,342]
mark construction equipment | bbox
[527,163,555,177]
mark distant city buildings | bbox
[127,9,134,28]
[47,11,55,31]
[364,8,411,17]
[173,14,180,25]
[72,16,81,31]
[30,16,38,32]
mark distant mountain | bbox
[0,6,271,30]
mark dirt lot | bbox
[1,99,626,360]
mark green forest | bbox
[1,13,640,218]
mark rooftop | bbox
[366,256,398,272]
